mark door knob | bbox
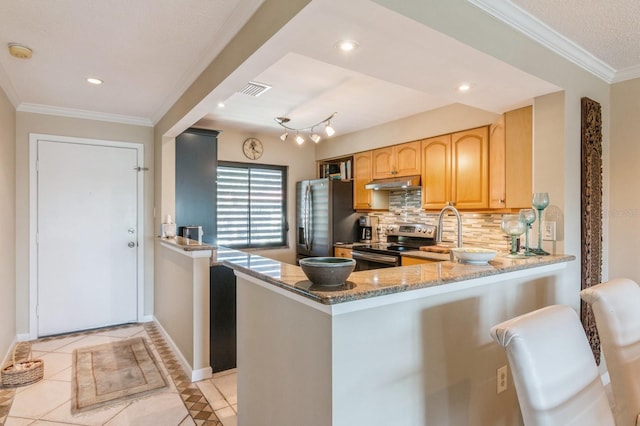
[128,241,136,248]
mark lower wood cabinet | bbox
[334,247,353,258]
[401,256,439,266]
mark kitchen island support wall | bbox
[236,263,568,426]
[154,240,212,381]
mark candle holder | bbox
[519,208,537,256]
[501,214,526,258]
[532,192,550,255]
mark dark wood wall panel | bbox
[580,97,603,364]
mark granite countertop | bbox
[157,236,216,251]
[215,247,575,305]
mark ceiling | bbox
[0,0,636,136]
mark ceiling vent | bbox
[238,81,272,97]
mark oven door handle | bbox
[351,251,399,265]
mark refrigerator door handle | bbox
[304,184,313,251]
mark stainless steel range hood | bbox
[364,175,421,191]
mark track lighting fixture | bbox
[274,113,337,144]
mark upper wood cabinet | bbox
[489,115,506,208]
[451,127,489,209]
[353,151,389,210]
[372,141,421,179]
[489,106,532,209]
[421,135,451,209]
[421,127,489,210]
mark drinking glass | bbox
[501,214,526,258]
[532,192,550,255]
[519,208,536,256]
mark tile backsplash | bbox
[371,189,511,252]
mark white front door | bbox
[36,138,139,336]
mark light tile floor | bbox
[0,323,238,426]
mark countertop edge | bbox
[157,236,216,257]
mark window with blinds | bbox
[216,162,287,248]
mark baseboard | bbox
[152,317,212,382]
[16,333,31,342]
[192,366,213,382]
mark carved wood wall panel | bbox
[581,97,603,364]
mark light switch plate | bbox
[542,221,556,241]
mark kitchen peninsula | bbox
[155,236,573,425]
[220,249,574,426]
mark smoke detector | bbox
[8,43,32,59]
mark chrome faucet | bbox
[436,204,463,251]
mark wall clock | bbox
[242,137,263,160]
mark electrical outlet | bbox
[497,365,508,394]
[542,221,556,241]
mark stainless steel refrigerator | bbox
[296,178,359,261]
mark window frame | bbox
[216,161,288,249]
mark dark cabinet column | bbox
[210,265,237,372]
[175,128,219,244]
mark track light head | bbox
[274,113,337,144]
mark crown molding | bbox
[468,0,617,83]
[17,103,153,127]
[611,64,640,84]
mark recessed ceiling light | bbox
[457,83,471,92]
[336,39,359,52]
[217,102,225,108]
[8,43,32,59]
[87,77,103,85]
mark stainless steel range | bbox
[351,223,437,270]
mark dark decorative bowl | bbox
[298,257,356,287]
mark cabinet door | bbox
[372,147,394,179]
[489,115,506,208]
[451,127,489,209]
[489,106,532,209]
[401,256,437,266]
[354,152,373,209]
[421,135,451,209]
[504,106,532,208]
[395,141,421,177]
[334,247,353,258]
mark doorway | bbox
[29,134,144,337]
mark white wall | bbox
[609,79,640,282]
[14,112,154,335]
[0,86,16,361]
